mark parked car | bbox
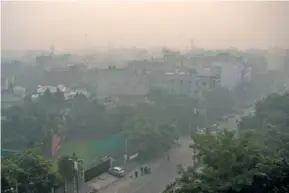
[108,166,125,177]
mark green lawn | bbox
[52,133,125,171]
[52,139,92,170]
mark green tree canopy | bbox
[1,148,62,193]
[165,92,289,193]
[124,114,178,158]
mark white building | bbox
[33,85,89,100]
[13,86,26,96]
[212,61,244,90]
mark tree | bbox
[239,92,289,131]
[124,115,178,159]
[1,159,24,193]
[1,93,65,150]
[105,105,135,133]
[1,148,61,193]
[166,129,289,193]
[166,92,289,193]
[147,88,201,133]
[65,95,107,138]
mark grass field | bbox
[52,133,125,170]
[52,139,91,170]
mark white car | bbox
[108,166,125,177]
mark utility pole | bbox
[69,154,80,193]
[193,107,198,167]
[124,139,128,170]
[75,170,79,193]
[16,180,19,193]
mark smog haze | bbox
[2,1,289,51]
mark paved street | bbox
[98,137,193,193]
[82,108,253,193]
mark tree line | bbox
[164,92,289,193]
[1,86,237,152]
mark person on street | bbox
[140,166,144,175]
[135,170,138,178]
[167,154,170,162]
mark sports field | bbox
[53,133,125,170]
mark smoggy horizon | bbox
[2,1,289,51]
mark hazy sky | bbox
[2,1,289,51]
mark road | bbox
[92,108,253,193]
[99,137,193,193]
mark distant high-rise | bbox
[190,40,196,51]
[284,49,289,72]
[50,44,55,56]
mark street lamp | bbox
[68,158,79,193]
[124,139,128,170]
[28,182,34,193]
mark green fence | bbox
[88,132,125,162]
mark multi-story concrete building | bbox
[212,63,243,90]
[1,77,26,108]
[207,55,247,90]
[36,53,72,68]
[95,64,220,100]
[95,67,149,98]
[147,69,218,97]
[127,59,177,73]
[284,49,289,73]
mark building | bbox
[1,77,26,108]
[95,58,220,100]
[95,67,149,98]
[207,55,247,90]
[41,66,84,86]
[1,93,24,108]
[32,85,89,100]
[217,64,243,90]
[149,69,219,97]
[127,59,176,73]
[36,53,72,68]
[284,49,289,73]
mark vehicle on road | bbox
[108,166,125,177]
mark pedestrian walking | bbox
[140,166,144,175]
[167,154,170,162]
[135,170,138,178]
